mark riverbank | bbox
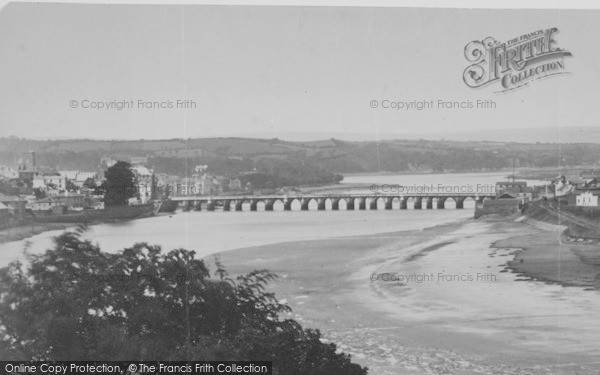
[0,222,76,245]
[0,212,170,246]
[212,216,600,374]
[507,201,600,290]
[0,204,157,246]
[494,219,600,291]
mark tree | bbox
[33,187,46,199]
[103,160,136,207]
[0,229,368,374]
[66,180,78,193]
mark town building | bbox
[30,198,63,212]
[197,174,217,195]
[568,178,600,207]
[475,194,521,218]
[495,181,532,203]
[495,181,527,194]
[229,178,242,192]
[0,151,38,184]
[33,173,68,193]
[583,178,600,189]
[131,167,155,203]
[0,165,36,182]
[175,174,219,196]
[554,176,575,197]
[28,193,86,212]
[14,166,36,182]
[575,191,599,207]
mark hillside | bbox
[239,127,600,144]
[1,136,599,180]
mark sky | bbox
[0,3,599,140]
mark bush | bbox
[0,228,367,374]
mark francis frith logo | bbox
[463,28,572,92]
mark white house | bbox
[555,180,575,197]
[33,174,67,192]
[576,191,599,207]
[29,197,62,211]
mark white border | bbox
[1,0,600,10]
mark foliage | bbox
[102,161,136,207]
[33,188,46,200]
[236,159,342,189]
[0,230,367,374]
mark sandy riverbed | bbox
[212,216,600,375]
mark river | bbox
[0,171,524,264]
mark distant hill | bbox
[405,127,600,144]
[229,127,600,144]
[1,136,599,181]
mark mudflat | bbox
[495,220,600,290]
[213,217,600,375]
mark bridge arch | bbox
[344,197,357,210]
[438,196,455,209]
[317,197,333,210]
[369,196,386,210]
[250,198,266,211]
[331,197,344,210]
[281,197,295,211]
[300,197,319,211]
[386,196,404,209]
[265,198,285,211]
[234,198,247,211]
[435,197,447,209]
[404,196,424,209]
[454,196,478,209]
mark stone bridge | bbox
[170,193,496,211]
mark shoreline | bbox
[494,219,600,291]
[0,213,170,246]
